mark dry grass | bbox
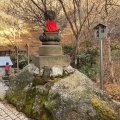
[104,83,120,102]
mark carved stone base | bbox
[33,55,70,68]
[42,42,59,45]
[39,32,61,43]
[33,42,70,68]
[39,45,62,56]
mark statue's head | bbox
[44,10,56,20]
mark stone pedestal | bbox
[33,45,70,68]
[39,45,62,56]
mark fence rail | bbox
[0,49,26,56]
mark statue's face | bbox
[44,10,56,20]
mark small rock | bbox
[42,66,51,79]
[23,64,39,75]
[39,68,44,76]
[50,65,63,77]
[64,65,75,73]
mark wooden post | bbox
[15,45,19,73]
[25,44,29,65]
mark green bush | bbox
[62,44,74,55]
[10,54,32,69]
[18,54,28,69]
[77,48,99,81]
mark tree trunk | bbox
[107,36,115,83]
[76,39,80,67]
[72,38,80,67]
[12,16,16,46]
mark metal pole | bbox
[100,39,103,90]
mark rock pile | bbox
[6,64,120,120]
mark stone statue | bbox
[39,10,61,45]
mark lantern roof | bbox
[94,23,107,29]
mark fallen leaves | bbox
[104,83,120,102]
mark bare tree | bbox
[5,0,67,30]
[58,0,102,66]
[2,0,68,48]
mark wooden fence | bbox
[0,49,26,56]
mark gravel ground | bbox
[0,80,9,100]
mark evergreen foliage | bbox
[77,48,99,81]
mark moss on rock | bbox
[41,107,55,120]
[6,90,26,111]
[91,97,117,120]
[33,77,47,85]
[22,84,55,120]
[22,87,36,117]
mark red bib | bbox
[5,65,10,70]
[46,20,58,32]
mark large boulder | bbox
[6,64,120,120]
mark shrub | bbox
[10,54,32,69]
[77,48,99,81]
